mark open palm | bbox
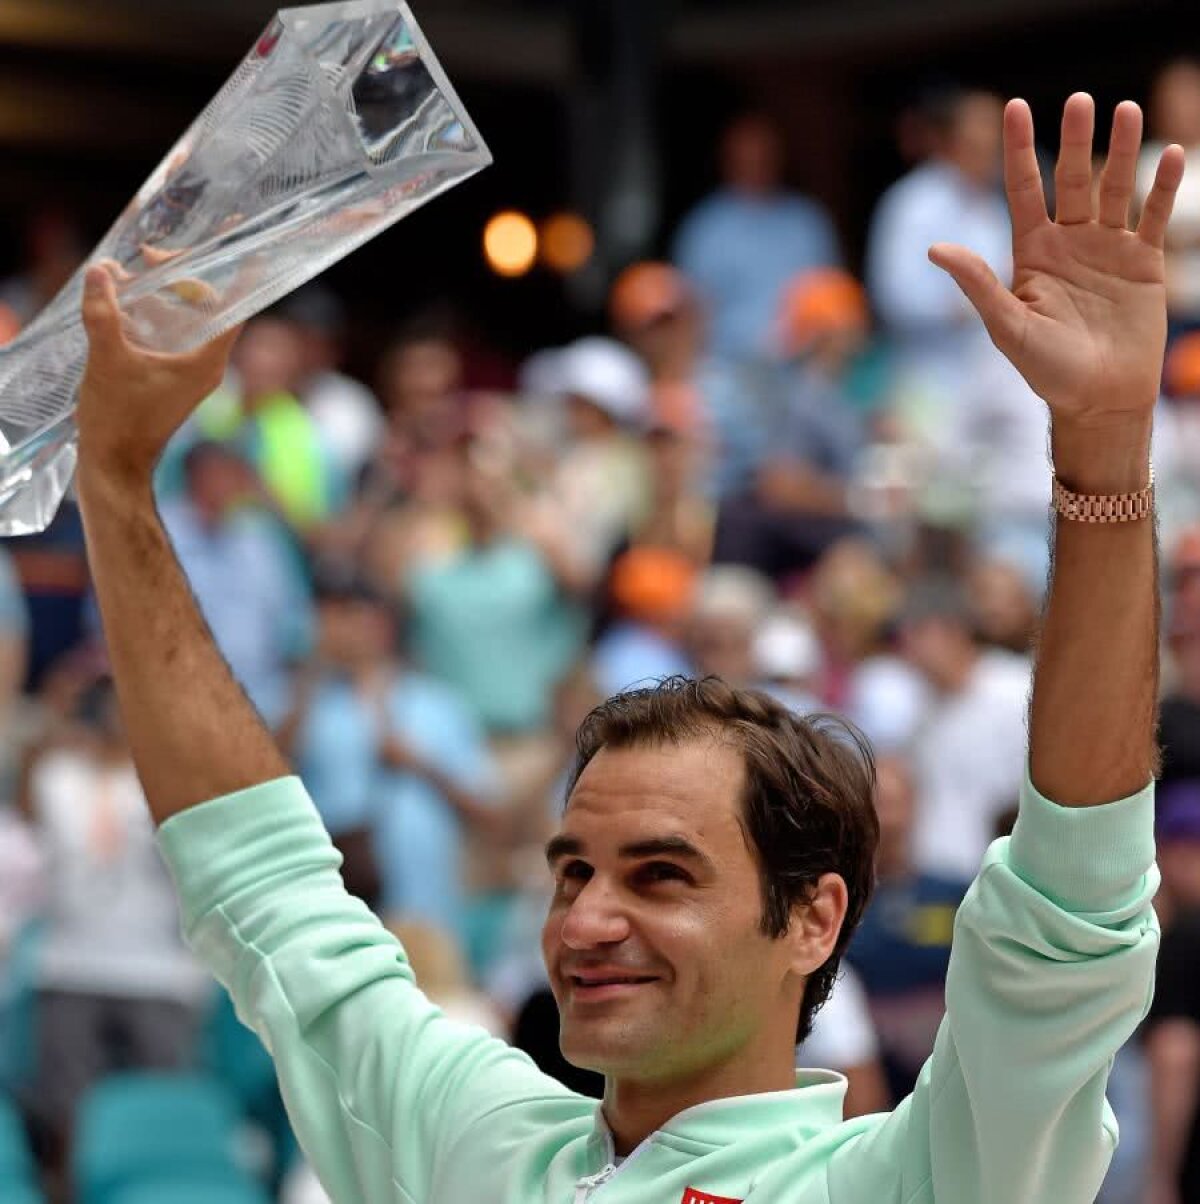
[931,94,1185,425]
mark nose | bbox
[558,876,632,950]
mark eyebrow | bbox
[544,833,715,872]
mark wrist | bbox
[76,453,156,514]
[1050,414,1153,495]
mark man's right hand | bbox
[74,263,289,823]
[77,263,242,485]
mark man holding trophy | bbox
[60,79,1183,1204]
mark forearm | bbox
[1029,418,1158,806]
[77,464,290,823]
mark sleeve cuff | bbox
[1006,770,1156,914]
[157,776,339,931]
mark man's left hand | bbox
[931,93,1184,431]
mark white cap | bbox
[547,336,650,427]
[692,565,776,627]
[754,611,821,681]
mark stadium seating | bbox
[107,1175,272,1204]
[0,921,42,1094]
[73,1073,251,1204]
[0,1093,43,1204]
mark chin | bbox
[560,1027,647,1077]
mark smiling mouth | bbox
[569,975,658,988]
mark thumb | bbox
[81,264,129,357]
[928,243,1024,353]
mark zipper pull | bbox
[573,1162,618,1203]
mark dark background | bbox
[0,0,1189,371]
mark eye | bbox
[552,859,592,897]
[637,861,691,885]
[561,859,592,881]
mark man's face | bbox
[541,738,805,1086]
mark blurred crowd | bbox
[6,58,1200,1204]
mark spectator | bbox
[483,665,607,1026]
[806,539,921,732]
[1137,59,1200,329]
[945,348,1053,588]
[20,677,207,1161]
[377,321,467,458]
[673,112,841,360]
[161,441,313,724]
[865,88,1009,444]
[385,918,505,1036]
[1143,903,1200,1204]
[404,434,588,744]
[634,384,715,564]
[3,499,90,691]
[592,547,696,698]
[0,544,30,795]
[797,964,891,1119]
[711,270,868,579]
[1155,334,1200,547]
[539,337,653,583]
[846,754,969,1100]
[687,564,776,686]
[753,608,824,717]
[0,207,84,325]
[280,573,501,941]
[191,315,340,530]
[896,576,1029,879]
[281,287,384,483]
[965,554,1040,654]
[610,261,707,394]
[1160,529,1200,789]
[1154,783,1200,928]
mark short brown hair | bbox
[565,676,878,1045]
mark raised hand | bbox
[930,93,1184,431]
[77,262,241,484]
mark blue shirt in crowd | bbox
[161,500,312,724]
[847,871,971,1100]
[407,538,584,735]
[673,189,841,360]
[295,671,497,939]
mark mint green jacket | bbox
[159,773,1158,1204]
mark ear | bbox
[786,872,849,977]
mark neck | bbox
[602,1043,797,1156]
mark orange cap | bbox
[610,262,691,332]
[1166,333,1200,400]
[609,546,698,623]
[779,268,868,351]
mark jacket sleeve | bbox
[828,773,1159,1204]
[158,777,574,1204]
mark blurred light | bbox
[540,212,594,274]
[484,211,538,278]
[0,303,20,347]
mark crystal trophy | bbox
[0,0,491,534]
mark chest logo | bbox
[680,1190,743,1204]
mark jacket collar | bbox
[587,1069,848,1156]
